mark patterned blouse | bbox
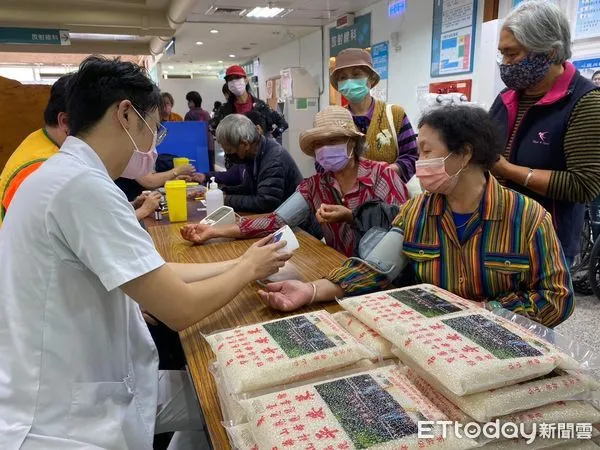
[239,159,408,257]
[327,175,574,328]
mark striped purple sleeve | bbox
[395,114,418,182]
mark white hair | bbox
[215,114,260,147]
[503,0,571,63]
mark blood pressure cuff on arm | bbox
[348,226,407,281]
[274,191,311,228]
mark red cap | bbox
[225,65,246,78]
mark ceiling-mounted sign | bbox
[430,0,477,77]
[0,27,70,45]
[329,13,371,57]
[241,60,254,76]
[388,0,406,17]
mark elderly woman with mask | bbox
[258,105,574,329]
[181,106,408,257]
[490,1,600,267]
[329,48,418,183]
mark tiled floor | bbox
[555,293,600,379]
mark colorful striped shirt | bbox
[239,159,408,257]
[327,175,574,328]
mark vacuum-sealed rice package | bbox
[399,357,599,422]
[204,310,374,394]
[240,364,477,450]
[224,423,257,450]
[498,400,600,434]
[386,311,574,396]
[338,284,475,335]
[333,311,395,359]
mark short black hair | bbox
[67,56,161,136]
[418,105,502,171]
[161,92,174,105]
[186,91,202,107]
[592,70,600,79]
[213,101,222,110]
[245,111,266,131]
[44,73,73,126]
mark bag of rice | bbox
[399,356,599,422]
[338,284,475,335]
[385,311,572,396]
[224,423,258,450]
[498,400,600,434]
[333,311,395,359]
[210,361,248,426]
[239,364,477,450]
[204,310,375,394]
[482,437,598,449]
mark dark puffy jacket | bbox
[223,137,302,213]
[210,97,288,138]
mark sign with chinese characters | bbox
[329,13,371,57]
[573,56,600,79]
[430,0,477,77]
[388,0,406,17]
[575,0,600,40]
[0,27,70,45]
[371,41,389,102]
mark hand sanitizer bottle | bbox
[205,177,224,216]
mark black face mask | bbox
[227,153,252,165]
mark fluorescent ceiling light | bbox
[246,6,285,18]
[196,41,204,45]
[168,65,174,69]
[207,65,212,69]
[218,60,223,63]
[70,32,137,41]
[229,54,236,58]
[210,29,219,34]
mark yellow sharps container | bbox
[164,180,187,222]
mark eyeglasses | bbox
[131,104,168,146]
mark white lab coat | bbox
[0,137,165,449]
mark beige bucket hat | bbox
[330,48,381,89]
[299,106,364,157]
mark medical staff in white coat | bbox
[0,56,291,450]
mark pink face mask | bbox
[415,154,463,195]
[121,107,159,179]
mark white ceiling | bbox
[161,22,318,75]
[161,0,379,75]
[188,0,381,26]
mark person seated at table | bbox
[0,73,160,224]
[193,111,270,187]
[257,105,574,328]
[0,55,292,449]
[197,113,302,213]
[160,92,183,122]
[181,106,409,257]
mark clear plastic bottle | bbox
[205,176,224,216]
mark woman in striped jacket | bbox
[259,105,574,328]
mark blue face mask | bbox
[338,78,370,103]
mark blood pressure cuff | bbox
[348,226,407,282]
[274,191,323,240]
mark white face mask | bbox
[120,106,159,179]
[228,79,247,97]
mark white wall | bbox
[255,0,485,126]
[158,76,224,117]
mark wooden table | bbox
[146,224,345,449]
[143,199,207,228]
